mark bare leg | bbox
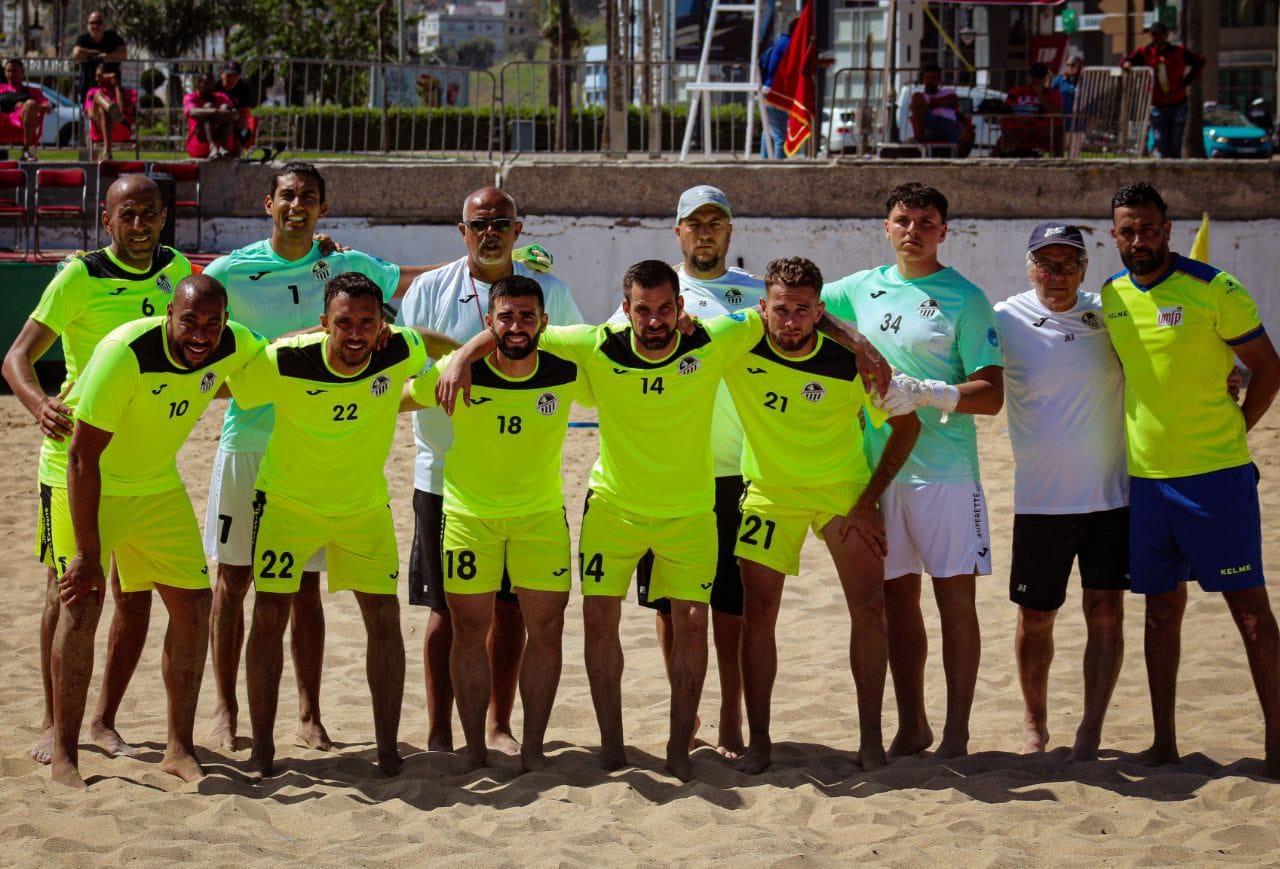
[32,568,59,764]
[933,574,980,758]
[515,588,568,772]
[711,609,744,758]
[826,520,889,771]
[208,562,251,750]
[90,563,148,757]
[154,584,211,783]
[738,559,784,775]
[1223,586,1280,778]
[487,596,524,755]
[654,609,699,750]
[21,102,39,156]
[1068,590,1124,762]
[1138,584,1185,766]
[1015,606,1056,754]
[291,570,331,750]
[665,598,709,782]
[583,595,626,770]
[245,591,292,779]
[447,591,495,770]
[423,608,454,751]
[885,573,933,756]
[50,588,105,789]
[354,592,404,776]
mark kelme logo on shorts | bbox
[918,299,940,319]
[537,392,558,415]
[802,382,825,402]
[312,260,331,281]
[678,356,701,375]
[155,273,173,294]
[370,374,391,396]
[1156,305,1183,327]
[199,371,217,393]
[724,289,743,305]
[1081,312,1102,330]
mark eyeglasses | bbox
[88,18,105,25]
[1031,258,1083,276]
[464,217,515,234]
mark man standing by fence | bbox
[1123,21,1203,159]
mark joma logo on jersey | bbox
[678,356,700,375]
[802,382,825,402]
[724,289,743,305]
[1156,305,1184,327]
[536,392,558,416]
[312,261,331,281]
[155,273,173,294]
[199,372,217,393]
[918,299,940,319]
[1081,312,1102,330]
[370,375,391,397]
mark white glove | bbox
[873,380,918,417]
[892,373,960,414]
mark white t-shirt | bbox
[994,289,1127,514]
[609,265,766,477]
[399,256,584,493]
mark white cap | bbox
[676,185,731,221]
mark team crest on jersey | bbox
[1081,312,1102,330]
[918,299,940,319]
[370,374,391,396]
[199,371,217,393]
[155,273,173,294]
[536,392,558,416]
[986,326,999,347]
[802,382,826,402]
[724,289,743,305]
[312,260,331,281]
[1156,305,1184,327]
[678,356,701,375]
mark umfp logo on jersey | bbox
[918,299,940,319]
[199,372,217,393]
[1156,305,1184,327]
[678,356,701,375]
[155,273,173,294]
[802,382,826,402]
[312,261,331,281]
[536,392,558,416]
[370,374,391,396]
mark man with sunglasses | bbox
[399,186,582,755]
[994,223,1128,761]
[71,11,126,104]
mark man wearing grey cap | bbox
[608,184,764,758]
[994,222,1127,760]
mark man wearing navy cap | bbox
[994,222,1128,760]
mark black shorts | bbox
[637,476,745,616]
[1009,507,1130,612]
[408,490,516,610]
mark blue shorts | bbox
[1129,464,1265,596]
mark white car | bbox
[895,84,1008,154]
[15,84,81,147]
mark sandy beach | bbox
[1,395,1278,865]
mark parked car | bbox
[1147,106,1273,158]
[33,84,80,147]
[820,106,859,155]
[895,84,1007,154]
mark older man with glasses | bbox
[994,223,1128,761]
[71,11,127,104]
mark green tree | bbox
[227,0,385,63]
[112,0,236,56]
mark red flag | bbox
[764,0,815,157]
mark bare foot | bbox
[30,728,54,765]
[1067,730,1101,763]
[665,746,694,783]
[427,726,453,753]
[598,745,627,772]
[1264,750,1280,780]
[736,741,773,775]
[935,732,969,759]
[246,749,275,782]
[160,750,205,783]
[520,746,547,773]
[856,740,887,771]
[90,720,141,757]
[378,749,403,777]
[50,758,87,790]
[486,727,520,756]
[887,725,934,759]
[689,714,701,753]
[295,720,333,751]
[209,709,238,752]
[1021,720,1049,755]
[716,714,744,759]
[461,744,489,771]
[1133,743,1180,767]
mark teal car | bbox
[1149,107,1273,158]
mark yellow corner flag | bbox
[1189,212,1210,263]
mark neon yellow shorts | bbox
[251,490,398,595]
[37,483,209,592]
[441,507,572,595]
[577,490,716,603]
[734,480,863,576]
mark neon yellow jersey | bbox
[68,317,264,496]
[228,327,429,514]
[31,246,193,487]
[723,316,887,489]
[410,349,584,517]
[539,312,762,517]
[1101,253,1264,478]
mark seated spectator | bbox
[215,60,257,153]
[997,63,1065,157]
[0,58,50,161]
[84,60,136,160]
[908,63,974,157]
[184,72,237,159]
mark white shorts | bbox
[882,480,992,580]
[204,448,325,571]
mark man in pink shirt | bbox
[0,58,50,161]
[183,73,237,159]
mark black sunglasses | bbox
[464,217,515,233]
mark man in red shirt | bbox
[1123,21,1204,158]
